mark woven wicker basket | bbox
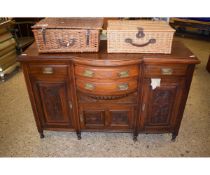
[107,20,175,54]
[32,18,103,53]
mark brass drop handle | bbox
[118,83,129,91]
[84,83,95,90]
[161,68,173,75]
[83,69,94,77]
[42,67,54,74]
[118,70,129,78]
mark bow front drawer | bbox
[28,64,68,75]
[76,79,138,96]
[75,65,139,79]
[144,64,188,77]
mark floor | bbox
[0,37,210,157]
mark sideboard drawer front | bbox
[75,65,139,79]
[28,64,68,76]
[76,79,138,96]
[144,64,188,77]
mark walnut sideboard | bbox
[17,40,200,141]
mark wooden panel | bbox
[38,82,70,124]
[75,65,139,79]
[144,64,188,77]
[147,86,176,126]
[79,105,106,129]
[109,106,134,130]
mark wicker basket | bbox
[32,18,103,53]
[107,20,175,54]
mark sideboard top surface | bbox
[18,40,200,65]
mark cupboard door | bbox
[108,106,134,130]
[79,106,106,129]
[31,76,74,129]
[79,105,134,131]
[140,78,185,132]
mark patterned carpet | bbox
[0,37,210,157]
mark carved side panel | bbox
[148,87,176,125]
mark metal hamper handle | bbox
[58,38,76,48]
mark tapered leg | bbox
[76,131,81,140]
[171,132,177,142]
[39,132,44,139]
[133,133,138,142]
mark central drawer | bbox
[74,64,139,98]
[76,78,138,96]
[75,65,139,79]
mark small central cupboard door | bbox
[79,106,106,129]
[108,106,134,130]
[79,104,134,131]
[29,64,75,129]
[139,78,185,132]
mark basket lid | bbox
[107,20,175,32]
[32,18,104,30]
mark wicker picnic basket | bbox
[107,20,175,54]
[32,18,104,53]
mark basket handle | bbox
[58,38,76,48]
[136,27,145,38]
[124,38,156,47]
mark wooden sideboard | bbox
[17,40,200,141]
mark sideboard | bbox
[17,40,200,141]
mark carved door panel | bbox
[140,78,185,132]
[108,106,134,130]
[79,105,106,129]
[31,76,74,129]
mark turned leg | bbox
[133,135,138,142]
[76,131,81,140]
[39,131,44,139]
[171,132,177,142]
[133,132,138,142]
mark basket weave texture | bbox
[107,20,175,54]
[32,18,103,53]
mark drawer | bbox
[76,79,138,96]
[75,65,139,79]
[28,64,68,75]
[144,64,188,77]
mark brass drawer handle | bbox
[118,83,129,91]
[161,68,173,75]
[118,70,129,78]
[42,67,54,74]
[84,83,95,90]
[83,69,94,77]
